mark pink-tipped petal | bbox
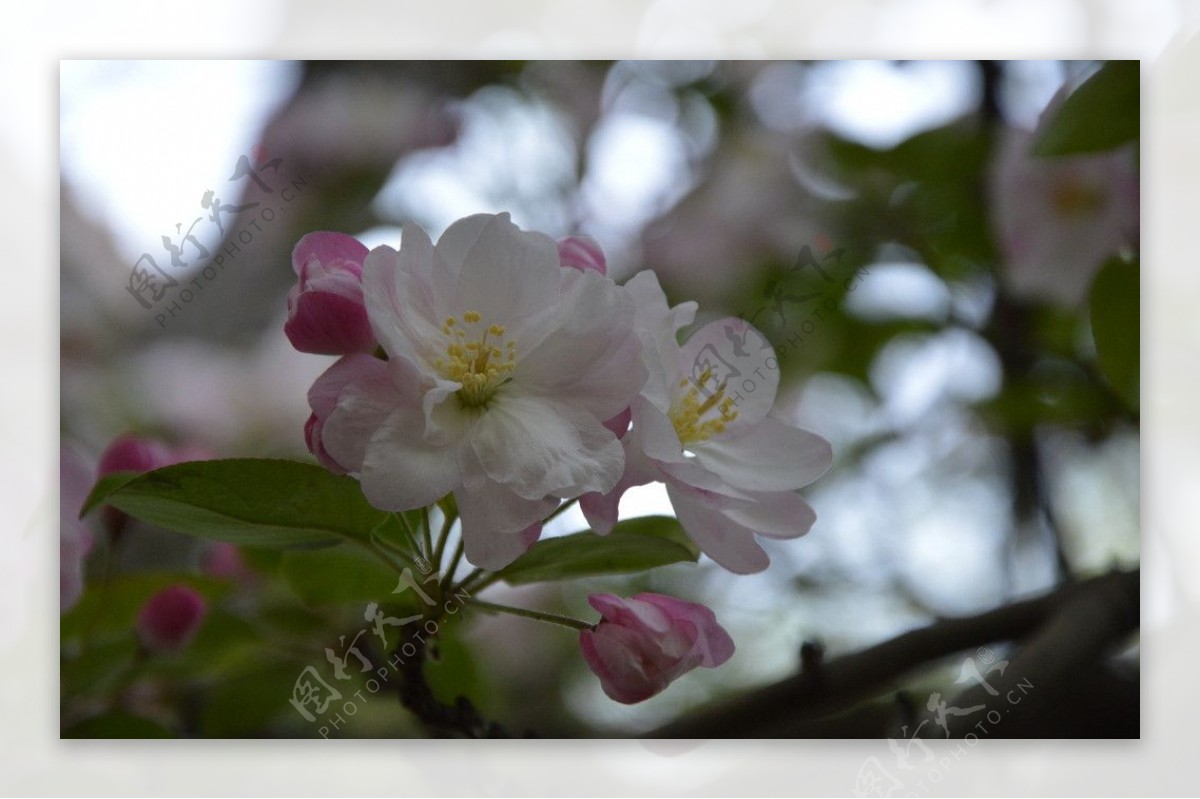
[285,232,376,354]
[557,235,607,275]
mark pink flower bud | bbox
[98,435,175,477]
[137,585,207,652]
[579,592,734,704]
[285,232,376,355]
[557,235,607,276]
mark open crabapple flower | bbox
[309,213,646,570]
[581,271,833,574]
[579,592,734,704]
[284,231,377,355]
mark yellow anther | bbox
[434,310,516,409]
[668,371,739,446]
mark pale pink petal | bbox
[292,231,368,277]
[636,593,735,667]
[693,415,832,492]
[666,480,770,574]
[558,234,607,275]
[720,489,817,541]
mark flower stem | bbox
[431,510,457,573]
[421,506,433,563]
[457,568,501,596]
[466,599,593,632]
[454,567,486,594]
[440,540,466,596]
[393,511,418,548]
[542,497,580,526]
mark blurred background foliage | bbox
[60,60,1138,737]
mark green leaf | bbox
[498,515,699,585]
[92,458,391,549]
[79,471,137,518]
[1089,256,1140,410]
[280,543,403,606]
[64,712,175,739]
[1032,61,1139,156]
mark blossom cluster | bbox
[286,212,832,701]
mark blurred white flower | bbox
[989,128,1138,306]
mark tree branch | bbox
[647,569,1139,738]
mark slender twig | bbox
[466,599,593,631]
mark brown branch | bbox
[647,569,1139,738]
[394,638,513,738]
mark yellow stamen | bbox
[432,311,517,409]
[668,368,739,446]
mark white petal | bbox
[362,238,444,369]
[667,480,769,574]
[624,270,697,408]
[515,268,645,420]
[456,463,557,570]
[460,525,540,572]
[443,213,561,329]
[629,395,686,465]
[470,393,625,499]
[676,317,779,428]
[357,403,463,512]
[694,416,832,492]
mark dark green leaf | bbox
[95,459,390,549]
[1032,61,1139,156]
[1089,256,1140,410]
[280,543,403,606]
[499,515,699,585]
